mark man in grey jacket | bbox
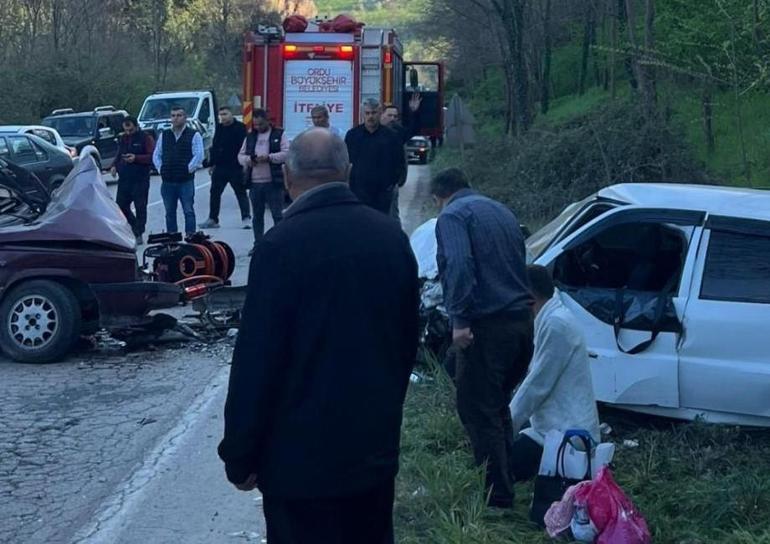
[508,265,600,482]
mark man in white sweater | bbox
[508,265,600,482]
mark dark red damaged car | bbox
[0,157,180,363]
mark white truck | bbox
[137,90,218,164]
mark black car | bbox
[406,136,430,164]
[0,133,73,191]
[41,106,128,166]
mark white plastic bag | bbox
[539,429,615,480]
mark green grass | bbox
[395,360,770,544]
[536,86,629,127]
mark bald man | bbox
[219,129,419,544]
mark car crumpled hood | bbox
[0,157,135,251]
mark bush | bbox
[434,100,713,227]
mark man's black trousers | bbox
[455,310,534,508]
[116,177,150,236]
[262,478,395,544]
[209,166,251,222]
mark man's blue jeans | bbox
[161,180,196,234]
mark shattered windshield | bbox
[526,196,594,262]
[43,116,95,138]
[139,98,200,122]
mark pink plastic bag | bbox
[573,466,651,544]
[544,481,592,538]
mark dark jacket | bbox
[244,127,285,184]
[210,120,247,170]
[344,124,405,212]
[112,131,155,183]
[436,189,533,328]
[160,127,195,183]
[218,183,419,498]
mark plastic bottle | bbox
[571,504,598,542]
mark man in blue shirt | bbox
[152,106,204,234]
[433,167,534,509]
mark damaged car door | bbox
[534,207,706,409]
[677,216,770,422]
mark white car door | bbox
[678,216,770,422]
[535,206,706,409]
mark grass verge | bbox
[395,360,770,544]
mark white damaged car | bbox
[414,183,770,426]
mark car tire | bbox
[0,280,82,364]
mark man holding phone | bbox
[237,109,288,255]
[110,116,155,245]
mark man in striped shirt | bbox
[432,167,534,509]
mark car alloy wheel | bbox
[8,295,59,348]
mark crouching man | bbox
[508,265,601,482]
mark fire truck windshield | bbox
[139,98,200,122]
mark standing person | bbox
[152,106,204,235]
[219,128,419,544]
[310,105,342,137]
[432,167,534,509]
[508,265,600,483]
[344,98,405,215]
[238,109,288,254]
[380,94,422,145]
[199,106,251,229]
[109,116,155,245]
[380,95,422,223]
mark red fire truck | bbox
[242,18,445,140]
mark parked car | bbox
[41,106,128,167]
[0,132,73,190]
[0,158,180,363]
[406,136,430,164]
[0,125,77,160]
[411,183,770,426]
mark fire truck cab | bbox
[242,19,445,141]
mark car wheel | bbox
[0,280,82,364]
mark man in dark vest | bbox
[152,106,204,234]
[238,108,288,255]
[109,116,155,244]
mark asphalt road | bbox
[0,164,433,544]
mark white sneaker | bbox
[242,218,252,229]
[199,218,220,229]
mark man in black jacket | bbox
[218,128,419,544]
[344,98,405,214]
[380,95,421,224]
[109,116,155,244]
[199,106,251,229]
